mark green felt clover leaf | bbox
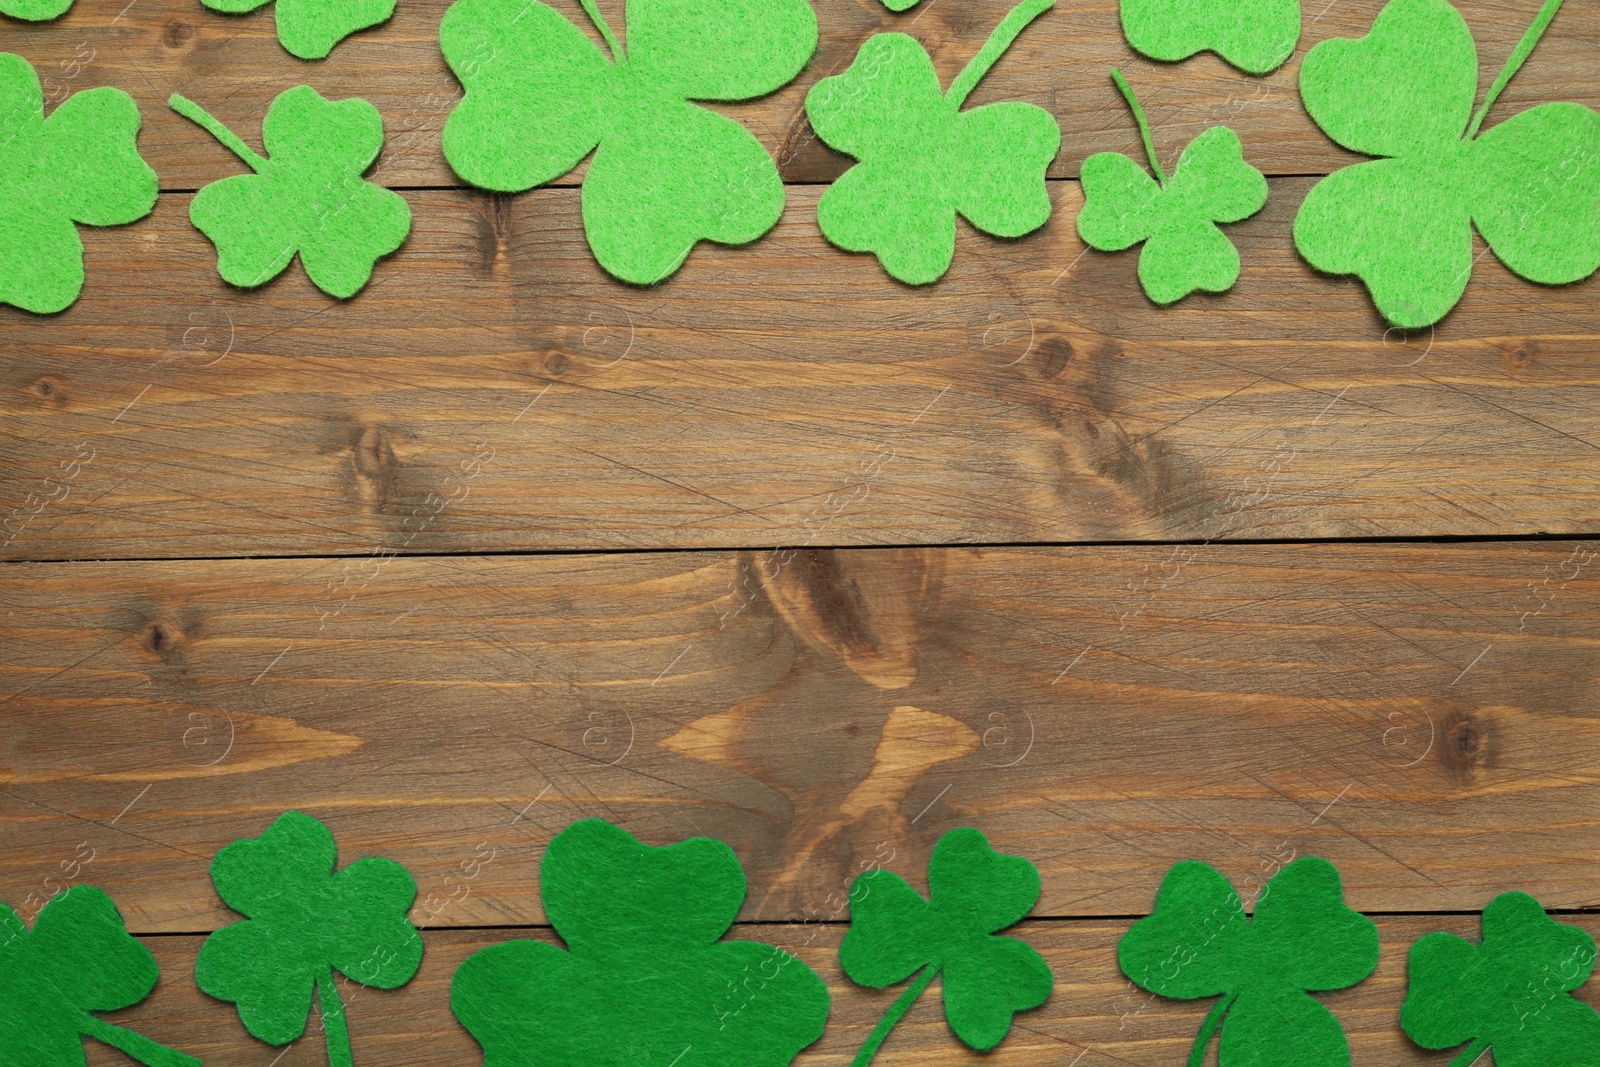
[1120,0,1300,75]
[1079,69,1267,304]
[804,0,1059,285]
[1,0,72,22]
[0,886,199,1067]
[451,818,829,1067]
[440,0,817,285]
[0,53,157,314]
[199,0,393,60]
[1295,0,1600,329]
[1120,857,1378,1067]
[839,827,1052,1066]
[195,810,423,1067]
[1403,892,1600,1067]
[170,87,411,299]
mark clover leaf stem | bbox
[1465,0,1564,139]
[79,1013,201,1067]
[1109,68,1165,185]
[316,968,356,1067]
[1448,1036,1491,1067]
[849,964,938,1067]
[169,93,268,173]
[577,0,626,64]
[1186,991,1237,1067]
[946,0,1053,109]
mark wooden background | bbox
[4,0,1600,1063]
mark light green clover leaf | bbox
[803,0,1059,285]
[0,53,156,314]
[170,86,411,299]
[199,0,393,60]
[440,0,817,285]
[1,0,72,22]
[1078,69,1267,304]
[1120,0,1300,75]
[1294,0,1600,328]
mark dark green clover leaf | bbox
[1078,69,1267,305]
[0,886,199,1067]
[1403,892,1600,1067]
[804,0,1060,285]
[195,811,423,1067]
[839,828,1051,1066]
[1119,0,1300,75]
[198,0,393,60]
[0,53,157,314]
[451,818,828,1067]
[440,0,817,285]
[170,87,411,299]
[1120,857,1378,1067]
[1295,0,1600,328]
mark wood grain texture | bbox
[5,181,1599,560]
[6,0,1599,189]
[6,542,1600,931]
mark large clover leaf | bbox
[451,818,829,1067]
[0,53,157,314]
[1119,0,1300,75]
[1294,0,1600,328]
[198,0,393,59]
[195,810,423,1067]
[1119,857,1378,1067]
[1403,891,1600,1067]
[839,828,1051,1064]
[170,87,411,299]
[803,0,1059,285]
[0,886,198,1067]
[0,0,72,21]
[440,0,817,285]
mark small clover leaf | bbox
[440,0,817,285]
[451,818,829,1067]
[839,828,1051,1065]
[195,811,423,1067]
[1294,0,1600,328]
[1078,69,1267,304]
[170,87,411,299]
[1403,892,1600,1067]
[199,0,393,60]
[1120,857,1378,1067]
[804,0,1060,285]
[0,886,200,1067]
[1119,0,1300,75]
[0,53,157,314]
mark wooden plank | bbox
[6,542,1600,930]
[4,182,1600,560]
[72,916,1599,1065]
[7,0,1599,188]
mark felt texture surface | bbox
[195,810,422,1067]
[804,0,1059,285]
[451,818,829,1067]
[1402,892,1600,1067]
[199,0,394,60]
[1078,69,1267,304]
[1119,857,1378,1067]
[1294,0,1600,329]
[0,53,157,314]
[171,86,411,299]
[839,827,1051,1064]
[1119,0,1300,75]
[0,886,199,1067]
[439,0,817,285]
[1,0,72,22]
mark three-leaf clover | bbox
[198,0,394,60]
[440,0,817,285]
[1078,69,1267,304]
[1403,891,1600,1067]
[0,885,199,1067]
[1119,857,1378,1067]
[451,818,829,1067]
[170,87,411,299]
[0,53,157,314]
[195,810,423,1067]
[839,827,1051,1066]
[804,0,1060,285]
[1294,0,1600,329]
[1120,0,1301,75]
